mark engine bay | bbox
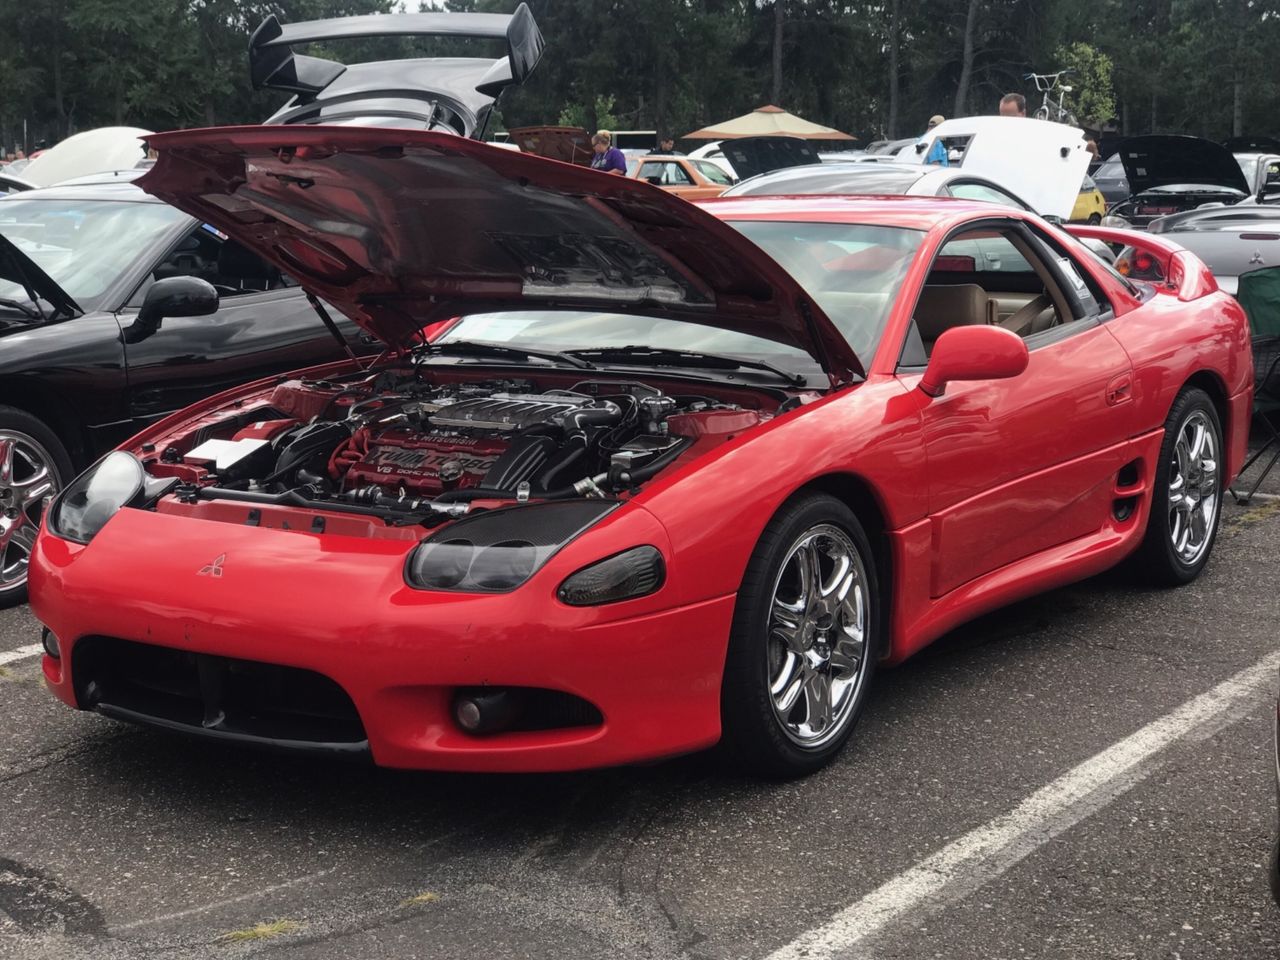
[138,366,778,534]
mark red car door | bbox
[898,221,1136,598]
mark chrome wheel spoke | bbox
[0,439,13,486]
[801,670,834,734]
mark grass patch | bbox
[0,666,11,680]
[400,891,440,907]
[218,919,302,943]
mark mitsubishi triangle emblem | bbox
[197,554,225,578]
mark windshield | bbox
[694,161,734,185]
[0,197,187,311]
[1237,156,1259,187]
[439,221,921,370]
[1095,160,1124,180]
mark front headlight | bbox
[406,500,617,593]
[46,452,147,544]
[1100,214,1132,229]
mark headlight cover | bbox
[557,546,665,606]
[46,451,164,544]
[406,500,618,593]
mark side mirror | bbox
[919,325,1029,398]
[122,276,219,345]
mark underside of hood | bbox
[138,126,863,383]
[1118,136,1250,196]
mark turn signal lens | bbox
[557,546,665,606]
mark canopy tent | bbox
[683,105,854,141]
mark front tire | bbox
[1134,388,1223,586]
[0,407,70,607]
[720,494,879,778]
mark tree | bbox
[1053,41,1116,127]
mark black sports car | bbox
[0,175,379,604]
[0,6,545,605]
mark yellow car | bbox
[1071,174,1107,223]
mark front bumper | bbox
[29,506,734,772]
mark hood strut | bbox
[306,292,362,370]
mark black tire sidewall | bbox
[0,405,72,605]
[1137,388,1223,585]
[720,493,879,778]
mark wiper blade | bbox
[424,340,597,370]
[0,297,41,321]
[567,345,807,386]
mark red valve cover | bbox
[343,429,509,495]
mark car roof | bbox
[698,194,1023,232]
[0,178,163,203]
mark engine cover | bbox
[344,429,509,495]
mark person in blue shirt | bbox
[923,115,948,166]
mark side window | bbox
[946,181,1029,211]
[904,222,1083,363]
[129,224,295,307]
[648,162,693,187]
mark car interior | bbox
[136,226,296,303]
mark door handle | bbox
[1105,375,1132,405]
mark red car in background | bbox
[28,127,1251,777]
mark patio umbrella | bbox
[683,105,855,141]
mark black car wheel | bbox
[720,493,879,778]
[1133,388,1223,586]
[0,407,70,606]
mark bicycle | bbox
[1025,70,1077,126]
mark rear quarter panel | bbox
[1106,289,1252,480]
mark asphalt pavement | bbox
[2,465,1279,960]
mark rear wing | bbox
[1066,224,1218,302]
[249,3,544,101]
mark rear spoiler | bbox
[1066,224,1218,302]
[249,3,544,101]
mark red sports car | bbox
[27,127,1252,777]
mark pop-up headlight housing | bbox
[406,500,619,593]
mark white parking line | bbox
[766,649,1280,960]
[0,644,41,667]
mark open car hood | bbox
[900,116,1089,220]
[138,126,863,383]
[0,231,83,319]
[1118,136,1250,196]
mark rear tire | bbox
[0,407,70,607]
[1088,213,1102,225]
[1133,388,1223,586]
[720,493,879,778]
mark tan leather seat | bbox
[915,284,997,351]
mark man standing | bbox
[923,115,948,166]
[648,134,682,155]
[590,132,627,175]
[999,93,1027,117]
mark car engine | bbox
[148,369,770,528]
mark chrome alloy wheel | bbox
[766,524,870,748]
[0,431,59,595]
[1167,409,1219,567]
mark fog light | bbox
[454,688,522,735]
[41,627,60,659]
